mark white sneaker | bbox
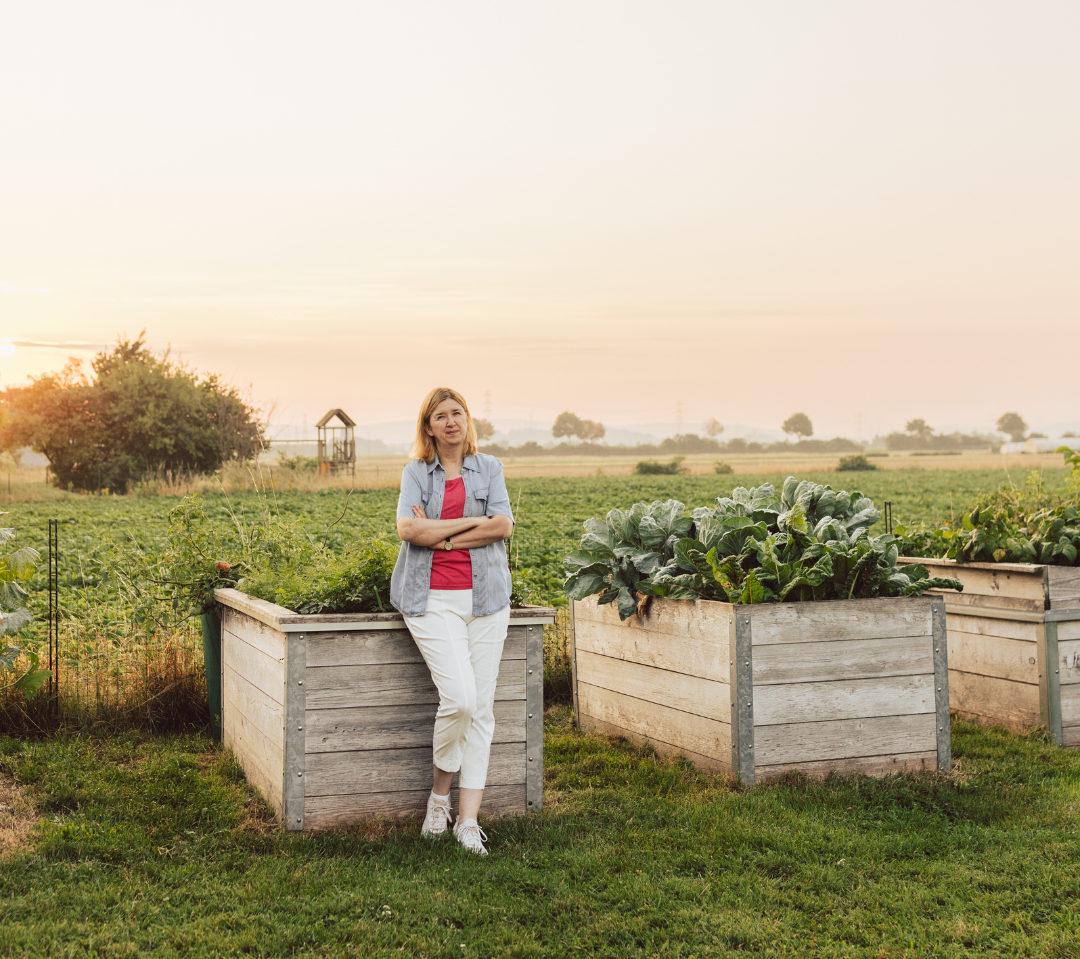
[421,793,453,838]
[453,819,488,856]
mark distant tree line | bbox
[0,333,263,492]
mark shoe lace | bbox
[456,822,488,849]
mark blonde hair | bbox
[410,387,478,463]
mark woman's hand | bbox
[413,505,425,519]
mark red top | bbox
[430,477,473,590]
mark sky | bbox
[2,1,1078,441]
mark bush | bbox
[634,456,688,475]
[714,461,734,475]
[276,452,319,472]
[837,454,877,472]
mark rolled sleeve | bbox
[485,462,513,522]
[397,464,426,520]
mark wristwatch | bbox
[443,538,453,551]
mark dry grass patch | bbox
[0,772,36,859]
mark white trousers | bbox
[403,590,511,790]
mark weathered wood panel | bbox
[948,669,1040,731]
[223,611,287,664]
[575,649,729,722]
[1057,619,1080,642]
[223,664,283,750]
[223,630,285,705]
[753,713,936,766]
[752,635,932,686]
[1048,567,1080,609]
[575,594,733,644]
[305,741,525,796]
[903,559,1047,603]
[749,598,934,646]
[944,592,1045,614]
[1060,683,1080,729]
[305,700,525,753]
[579,714,732,774]
[1058,639,1080,685]
[577,682,731,763]
[946,613,1039,644]
[223,713,281,812]
[304,658,526,709]
[306,628,526,668]
[574,618,727,682]
[756,750,938,781]
[304,784,526,829]
[752,675,935,726]
[947,630,1039,684]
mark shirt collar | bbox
[426,453,478,473]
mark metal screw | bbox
[298,680,303,686]
[297,725,303,731]
[297,771,303,777]
[744,617,750,624]
[528,756,534,762]
[939,727,944,731]
[528,713,533,719]
[745,661,749,666]
[938,687,942,692]
[935,648,939,652]
[296,817,302,823]
[528,669,533,675]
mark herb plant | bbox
[0,523,49,695]
[565,477,962,620]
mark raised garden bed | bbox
[572,593,950,783]
[213,588,555,830]
[899,558,1080,744]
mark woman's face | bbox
[426,397,469,450]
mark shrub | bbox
[838,454,877,472]
[276,452,319,472]
[714,461,734,475]
[564,477,962,620]
[634,456,687,476]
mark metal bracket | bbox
[525,624,544,812]
[283,631,307,830]
[730,609,755,786]
[931,602,951,772]
[1037,620,1062,746]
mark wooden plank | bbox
[1060,683,1080,729]
[578,682,731,762]
[304,741,525,796]
[748,597,934,646]
[306,628,526,668]
[947,631,1040,684]
[753,674,935,726]
[755,750,938,781]
[304,658,526,709]
[1057,620,1080,642]
[1062,725,1080,748]
[753,713,937,766]
[575,649,729,722]
[223,704,283,812]
[752,635,933,686]
[948,669,1041,731]
[1058,639,1080,685]
[305,701,526,753]
[943,592,1045,614]
[303,784,526,829]
[574,595,733,645]
[222,630,285,705]
[1048,567,1080,609]
[946,613,1040,644]
[222,611,287,664]
[899,559,1047,603]
[579,714,732,774]
[574,618,728,682]
[223,664,284,750]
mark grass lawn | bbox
[2,709,1079,958]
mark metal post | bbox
[48,519,59,711]
[884,501,893,535]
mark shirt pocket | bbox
[472,487,489,513]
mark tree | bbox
[0,333,263,492]
[579,419,605,442]
[782,413,813,440]
[996,412,1028,443]
[473,417,496,442]
[552,411,585,442]
[704,417,724,438]
[905,418,934,442]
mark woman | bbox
[391,387,515,856]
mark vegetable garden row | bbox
[3,453,1080,831]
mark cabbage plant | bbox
[0,525,49,696]
[565,478,963,620]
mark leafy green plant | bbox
[565,477,962,619]
[0,524,49,696]
[713,461,733,475]
[634,457,688,476]
[837,454,877,472]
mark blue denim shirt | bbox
[390,453,514,617]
